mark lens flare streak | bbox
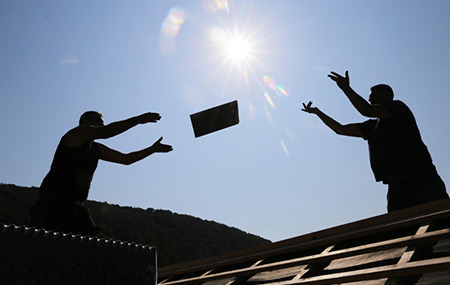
[280,140,289,157]
[264,92,275,108]
[277,85,289,97]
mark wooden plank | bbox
[201,277,235,285]
[223,259,265,285]
[384,223,431,284]
[291,245,335,280]
[325,247,406,270]
[159,277,173,284]
[416,223,431,235]
[160,229,450,285]
[394,223,428,266]
[158,201,450,279]
[395,247,416,265]
[247,265,309,283]
[327,224,430,272]
[201,269,215,277]
[267,256,450,285]
[248,246,336,283]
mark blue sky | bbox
[1,0,450,242]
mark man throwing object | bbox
[302,71,447,212]
[30,111,173,235]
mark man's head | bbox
[79,111,104,126]
[369,84,394,105]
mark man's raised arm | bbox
[98,112,161,139]
[328,71,390,118]
[65,112,162,147]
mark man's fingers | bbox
[328,75,337,82]
[301,101,315,113]
[152,114,161,122]
[302,101,312,108]
[152,137,173,153]
[301,101,314,112]
[329,71,343,78]
[330,71,340,77]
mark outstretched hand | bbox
[151,137,173,153]
[301,101,318,114]
[328,70,350,89]
[138,112,162,124]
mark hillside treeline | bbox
[0,183,270,266]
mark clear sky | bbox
[1,0,450,242]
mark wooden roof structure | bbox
[158,199,450,284]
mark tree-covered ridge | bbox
[0,183,270,266]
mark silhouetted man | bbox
[30,111,173,235]
[302,71,447,212]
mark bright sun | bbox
[208,25,254,68]
[225,37,251,63]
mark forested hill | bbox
[0,183,270,266]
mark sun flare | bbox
[225,37,251,63]
[208,26,254,68]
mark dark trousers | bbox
[30,195,99,236]
[387,169,448,212]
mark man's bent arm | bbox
[302,101,363,138]
[97,137,173,165]
[314,109,363,138]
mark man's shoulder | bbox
[62,126,93,148]
[383,100,412,116]
[385,99,406,107]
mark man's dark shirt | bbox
[357,100,434,183]
[39,138,101,202]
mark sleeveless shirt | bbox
[39,137,100,202]
[357,100,434,183]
